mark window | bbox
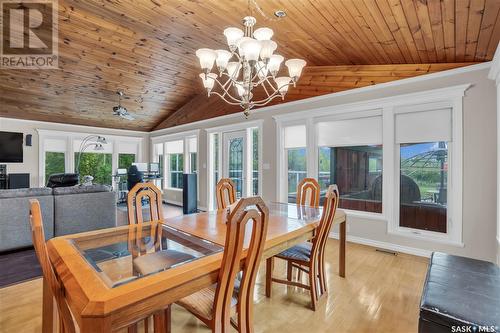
[213,133,220,184]
[169,153,184,188]
[395,107,454,238]
[287,148,307,203]
[45,152,65,182]
[316,115,383,212]
[399,142,448,233]
[153,143,164,189]
[190,153,197,174]
[252,128,259,196]
[75,152,113,185]
[188,137,197,174]
[166,140,184,189]
[118,153,135,170]
[283,124,307,203]
[318,145,382,213]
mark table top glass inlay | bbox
[67,202,323,288]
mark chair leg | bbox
[287,260,293,282]
[164,306,171,333]
[265,257,273,298]
[319,250,327,296]
[309,263,318,311]
[297,266,302,282]
[144,317,149,333]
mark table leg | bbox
[42,277,54,333]
[339,221,346,278]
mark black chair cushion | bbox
[420,252,500,331]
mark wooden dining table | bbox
[44,202,347,333]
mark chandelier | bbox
[195,16,306,117]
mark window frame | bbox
[274,85,468,246]
[206,120,263,211]
[38,130,143,187]
[150,130,200,201]
[389,101,463,246]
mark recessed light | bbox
[274,10,286,18]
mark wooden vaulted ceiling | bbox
[1,0,499,131]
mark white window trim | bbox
[276,119,308,202]
[274,84,470,246]
[388,99,464,246]
[154,130,200,192]
[38,129,144,187]
[206,120,263,211]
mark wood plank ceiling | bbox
[0,0,499,131]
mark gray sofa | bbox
[0,185,117,252]
[0,188,54,252]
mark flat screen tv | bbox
[0,131,23,163]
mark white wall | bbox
[487,47,500,265]
[0,118,149,187]
[151,63,498,262]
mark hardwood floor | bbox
[0,240,428,333]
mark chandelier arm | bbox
[220,76,234,90]
[252,93,285,107]
[213,79,244,104]
[211,91,243,106]
[251,82,290,105]
[261,80,272,98]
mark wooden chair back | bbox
[216,178,237,210]
[311,185,339,262]
[29,199,76,333]
[296,178,320,207]
[213,197,269,333]
[126,183,164,257]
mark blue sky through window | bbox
[401,142,441,159]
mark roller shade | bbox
[284,125,306,149]
[395,108,452,144]
[44,138,66,152]
[317,116,382,146]
[118,142,138,154]
[165,140,183,154]
[188,137,197,153]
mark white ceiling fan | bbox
[113,91,136,121]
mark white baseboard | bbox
[329,232,432,258]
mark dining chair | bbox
[216,178,237,210]
[296,177,321,207]
[30,199,76,333]
[30,199,170,333]
[127,182,194,333]
[176,197,269,333]
[265,185,339,310]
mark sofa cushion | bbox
[54,190,116,236]
[420,252,500,331]
[52,184,111,195]
[0,194,54,252]
[0,188,52,199]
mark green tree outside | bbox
[45,152,65,184]
[75,152,112,185]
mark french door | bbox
[223,130,247,199]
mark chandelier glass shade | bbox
[196,16,306,117]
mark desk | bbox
[45,203,346,332]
